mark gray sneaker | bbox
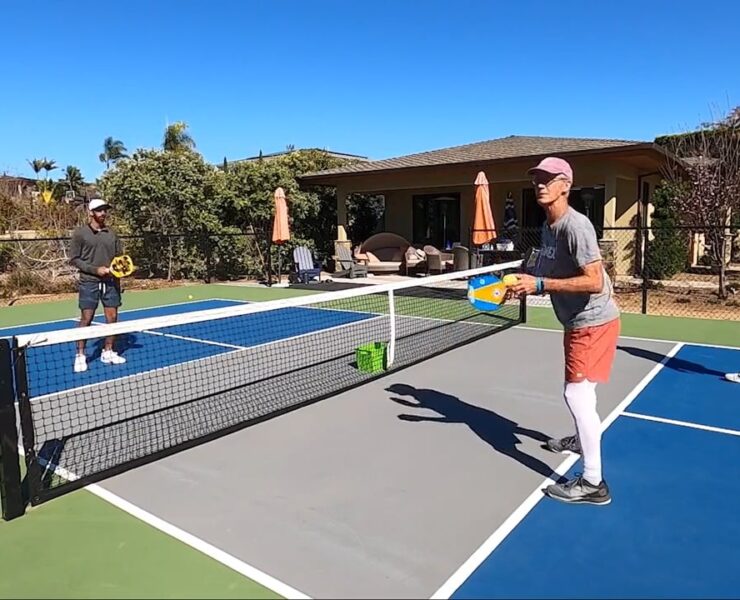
[545,435,581,454]
[543,475,611,505]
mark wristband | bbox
[535,277,545,295]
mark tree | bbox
[646,182,690,279]
[99,137,128,168]
[62,165,85,197]
[42,159,57,180]
[658,106,740,298]
[163,121,196,153]
[225,149,353,260]
[27,158,45,180]
[98,149,232,280]
[27,158,57,199]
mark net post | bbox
[0,339,24,520]
[12,340,41,506]
[387,289,396,367]
[519,291,527,323]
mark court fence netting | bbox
[0,260,524,520]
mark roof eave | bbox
[298,142,668,185]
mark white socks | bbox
[564,379,602,486]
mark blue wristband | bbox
[536,277,544,294]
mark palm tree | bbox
[99,137,128,168]
[63,165,85,194]
[163,121,196,153]
[27,158,45,180]
[42,159,57,180]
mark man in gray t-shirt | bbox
[508,157,620,506]
[69,198,127,373]
[535,207,620,329]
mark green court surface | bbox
[1,282,738,599]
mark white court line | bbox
[20,448,311,600]
[91,316,247,350]
[622,411,740,437]
[516,324,740,352]
[141,329,245,350]
[0,298,222,335]
[430,341,685,600]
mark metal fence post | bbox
[641,226,649,315]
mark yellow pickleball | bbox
[503,274,519,286]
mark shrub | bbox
[646,183,690,279]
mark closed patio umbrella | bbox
[472,171,496,246]
[272,187,290,283]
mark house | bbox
[299,135,673,276]
[0,175,37,198]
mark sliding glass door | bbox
[412,194,461,249]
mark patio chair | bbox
[423,245,453,274]
[292,246,322,284]
[452,246,470,271]
[335,245,368,278]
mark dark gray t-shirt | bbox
[69,224,123,282]
[530,207,619,329]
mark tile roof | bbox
[300,135,651,179]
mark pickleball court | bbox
[1,282,739,599]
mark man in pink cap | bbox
[508,156,620,506]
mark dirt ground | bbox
[615,287,740,321]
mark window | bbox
[521,185,605,242]
[412,194,461,249]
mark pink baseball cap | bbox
[527,156,573,181]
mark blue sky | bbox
[2,0,738,182]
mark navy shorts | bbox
[78,279,121,310]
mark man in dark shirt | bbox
[69,198,127,373]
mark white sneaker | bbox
[73,354,87,373]
[725,372,740,384]
[101,349,126,365]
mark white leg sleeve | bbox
[564,379,602,485]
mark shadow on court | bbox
[618,345,728,379]
[386,383,567,483]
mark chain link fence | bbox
[0,230,278,303]
[473,224,740,321]
[2,225,739,321]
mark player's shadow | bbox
[618,345,728,378]
[87,333,143,362]
[386,383,567,484]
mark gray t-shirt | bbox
[530,207,619,329]
[69,224,123,282]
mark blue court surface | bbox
[444,342,740,600]
[5,299,378,398]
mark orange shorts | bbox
[563,318,620,383]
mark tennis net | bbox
[10,259,523,506]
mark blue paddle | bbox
[467,273,518,311]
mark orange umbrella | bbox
[272,187,290,244]
[271,187,290,284]
[472,171,496,246]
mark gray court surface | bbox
[99,327,675,599]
